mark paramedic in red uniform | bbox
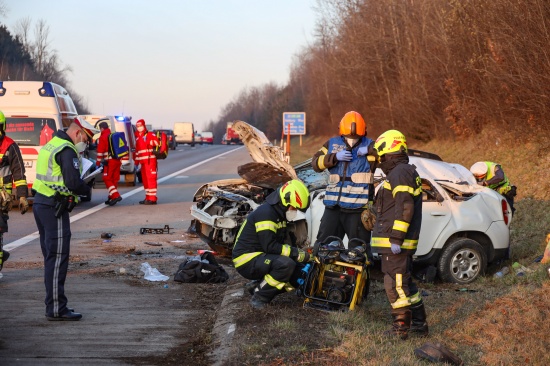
[96,122,122,206]
[134,119,159,204]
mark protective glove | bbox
[296,249,311,263]
[357,146,369,156]
[336,150,352,162]
[391,243,402,254]
[19,196,29,215]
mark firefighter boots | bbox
[409,301,429,337]
[250,294,270,309]
[244,279,260,295]
[384,309,411,340]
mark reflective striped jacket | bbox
[0,135,28,198]
[134,130,159,163]
[372,158,422,254]
[312,136,375,210]
[232,192,298,268]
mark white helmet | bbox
[470,162,487,179]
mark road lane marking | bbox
[5,147,244,251]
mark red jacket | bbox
[135,130,159,164]
[96,128,112,166]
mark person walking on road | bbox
[232,179,312,309]
[311,111,377,254]
[96,121,122,206]
[0,110,29,271]
[470,161,516,215]
[371,129,428,340]
[32,118,94,321]
[134,119,159,204]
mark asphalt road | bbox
[0,144,249,365]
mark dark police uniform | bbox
[32,130,90,318]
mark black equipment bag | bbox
[174,252,229,283]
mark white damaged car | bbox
[189,121,512,284]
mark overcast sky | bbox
[5,1,318,131]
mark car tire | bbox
[438,238,487,284]
[136,170,143,183]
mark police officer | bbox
[232,179,311,309]
[0,110,29,271]
[311,111,377,252]
[32,118,93,321]
[371,130,428,340]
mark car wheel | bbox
[136,170,143,183]
[438,238,487,284]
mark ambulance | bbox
[0,81,84,194]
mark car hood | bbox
[233,121,297,189]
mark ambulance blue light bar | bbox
[38,82,55,97]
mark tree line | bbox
[206,0,549,143]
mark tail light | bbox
[501,199,509,225]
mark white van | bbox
[0,81,79,193]
[173,122,195,147]
[80,115,138,186]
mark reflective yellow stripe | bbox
[281,244,291,257]
[317,155,326,170]
[383,181,391,190]
[320,146,328,154]
[392,185,422,197]
[265,274,285,290]
[14,179,27,187]
[232,252,262,268]
[255,220,278,233]
[392,290,422,309]
[393,220,409,232]
[367,155,376,162]
[371,237,418,250]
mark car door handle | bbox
[430,212,447,216]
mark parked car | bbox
[194,132,203,145]
[201,131,214,145]
[188,121,512,284]
[155,129,177,150]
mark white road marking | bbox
[5,147,243,251]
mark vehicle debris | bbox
[144,242,163,246]
[140,225,173,234]
[101,232,114,239]
[140,262,169,281]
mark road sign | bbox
[283,112,306,135]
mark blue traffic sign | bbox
[282,112,306,135]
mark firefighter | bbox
[470,161,516,216]
[232,179,311,309]
[32,118,93,320]
[134,119,159,204]
[371,129,428,340]
[311,111,377,253]
[96,122,122,206]
[0,110,29,271]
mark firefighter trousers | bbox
[33,202,72,317]
[141,160,158,202]
[103,159,121,199]
[236,254,302,302]
[381,253,421,314]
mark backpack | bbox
[173,252,229,284]
[108,132,129,159]
[153,131,168,160]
